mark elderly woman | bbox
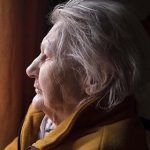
[5,0,149,149]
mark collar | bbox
[31,95,135,149]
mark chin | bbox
[32,94,44,111]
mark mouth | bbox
[35,88,42,94]
[34,82,42,94]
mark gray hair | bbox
[47,0,149,110]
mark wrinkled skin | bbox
[26,23,87,125]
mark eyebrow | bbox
[41,39,50,53]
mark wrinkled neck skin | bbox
[41,97,89,126]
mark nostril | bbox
[29,74,36,78]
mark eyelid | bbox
[40,46,52,61]
[45,55,50,60]
[43,52,51,62]
[39,53,47,60]
[44,51,49,58]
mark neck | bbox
[43,103,81,126]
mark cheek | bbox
[39,62,86,108]
[39,65,63,107]
[39,63,54,93]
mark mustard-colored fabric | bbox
[5,97,149,150]
[4,137,18,150]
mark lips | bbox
[35,88,42,94]
[34,81,42,94]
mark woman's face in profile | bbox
[26,23,86,115]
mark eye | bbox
[39,53,49,62]
[44,54,50,61]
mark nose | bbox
[26,59,39,78]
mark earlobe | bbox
[84,76,98,96]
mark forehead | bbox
[41,22,62,50]
[44,22,61,42]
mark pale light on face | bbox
[26,23,86,123]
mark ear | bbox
[84,76,99,96]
